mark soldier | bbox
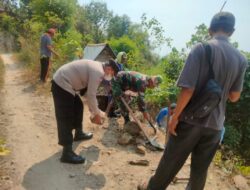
[111,71,162,124]
[116,51,128,71]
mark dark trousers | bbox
[40,57,50,82]
[148,122,221,190]
[51,81,84,146]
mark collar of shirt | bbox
[213,34,229,42]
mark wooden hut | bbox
[83,43,116,62]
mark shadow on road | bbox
[22,145,106,190]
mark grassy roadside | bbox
[15,53,52,96]
[0,55,10,156]
[0,55,4,88]
[0,55,12,190]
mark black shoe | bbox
[74,131,93,141]
[60,150,85,164]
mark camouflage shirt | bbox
[111,71,148,112]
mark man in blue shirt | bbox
[40,28,59,82]
[156,103,176,130]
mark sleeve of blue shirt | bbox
[156,108,169,125]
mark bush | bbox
[18,20,45,69]
[0,57,9,156]
[223,124,242,150]
[108,35,142,69]
[0,139,10,156]
[226,57,250,160]
[0,14,18,36]
[163,47,185,81]
[53,29,83,71]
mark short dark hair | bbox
[105,59,119,74]
[209,12,235,33]
[170,103,176,110]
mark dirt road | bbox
[0,54,236,190]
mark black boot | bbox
[60,145,85,164]
[74,130,93,141]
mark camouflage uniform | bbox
[111,71,148,118]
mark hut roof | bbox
[83,43,116,61]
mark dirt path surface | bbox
[0,54,237,190]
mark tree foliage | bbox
[85,1,112,43]
[186,23,210,49]
[226,52,250,159]
[163,47,186,81]
[107,14,131,39]
[141,13,172,49]
[29,0,77,32]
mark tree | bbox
[0,13,17,34]
[75,5,93,46]
[163,47,186,81]
[141,13,172,49]
[127,23,154,63]
[109,35,138,55]
[107,14,131,39]
[186,23,210,49]
[108,35,141,69]
[29,0,77,33]
[85,1,112,43]
[0,0,18,17]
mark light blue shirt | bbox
[40,34,52,57]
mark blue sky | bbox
[78,0,250,55]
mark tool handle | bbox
[147,119,157,134]
[105,98,114,116]
[120,97,150,140]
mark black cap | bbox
[105,59,119,74]
[210,12,235,33]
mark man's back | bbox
[53,59,104,95]
[179,35,247,130]
[143,12,248,190]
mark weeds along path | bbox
[0,54,236,190]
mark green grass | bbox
[0,139,10,156]
[0,56,9,156]
[214,149,250,177]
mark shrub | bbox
[53,29,83,71]
[0,139,10,156]
[223,124,242,150]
